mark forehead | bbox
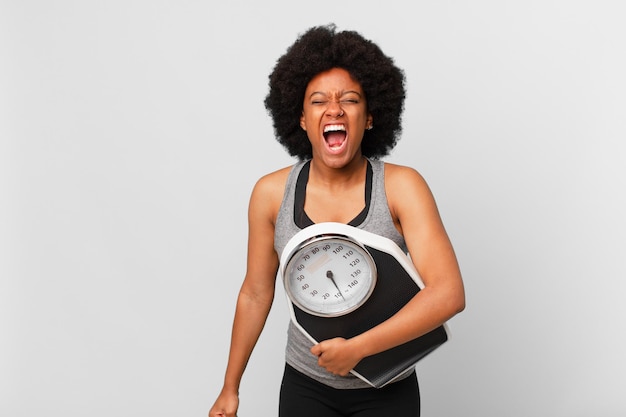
[305,68,363,94]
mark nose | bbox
[325,100,344,118]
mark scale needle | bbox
[326,270,345,300]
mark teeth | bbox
[324,124,346,133]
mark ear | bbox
[366,113,373,130]
[300,112,307,131]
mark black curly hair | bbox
[264,24,406,160]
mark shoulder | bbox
[382,162,437,221]
[252,165,293,197]
[383,162,430,193]
[248,165,294,220]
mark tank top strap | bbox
[293,160,373,228]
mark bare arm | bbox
[312,164,465,374]
[209,171,286,417]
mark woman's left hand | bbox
[310,338,362,376]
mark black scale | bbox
[280,222,450,388]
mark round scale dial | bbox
[283,234,377,317]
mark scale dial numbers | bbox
[284,235,377,317]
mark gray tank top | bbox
[274,158,410,389]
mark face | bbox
[300,68,373,168]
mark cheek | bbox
[301,113,322,134]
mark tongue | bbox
[326,131,345,148]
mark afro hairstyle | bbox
[264,24,406,160]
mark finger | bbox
[310,343,322,356]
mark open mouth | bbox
[323,124,347,150]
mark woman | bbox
[209,24,465,417]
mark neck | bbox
[308,155,367,189]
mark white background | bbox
[1,1,625,416]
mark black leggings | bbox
[279,364,420,417]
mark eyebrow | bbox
[308,90,363,98]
